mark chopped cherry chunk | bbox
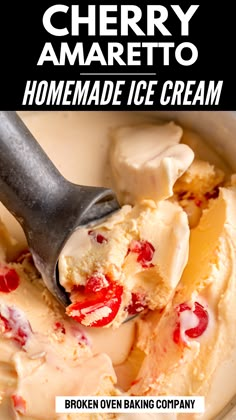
[0,314,10,333]
[12,394,27,414]
[128,240,155,268]
[205,186,219,200]
[194,198,202,207]
[85,272,110,293]
[67,282,123,327]
[173,322,181,344]
[178,302,191,312]
[173,301,209,344]
[127,292,148,315]
[185,302,209,338]
[78,333,89,346]
[0,267,20,293]
[0,305,32,347]
[54,321,66,334]
[88,230,108,244]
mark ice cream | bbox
[0,240,117,419]
[59,200,190,328]
[108,122,194,205]
[129,187,236,399]
[0,111,236,420]
[58,121,227,330]
[59,122,194,328]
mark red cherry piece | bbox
[128,240,155,268]
[127,292,148,315]
[205,187,219,200]
[12,394,27,414]
[137,241,155,264]
[173,321,181,344]
[0,314,10,332]
[0,267,20,293]
[185,302,209,338]
[67,282,123,327]
[54,321,66,334]
[173,303,191,343]
[85,272,110,293]
[0,306,32,347]
[78,333,89,346]
[194,198,202,207]
[178,302,191,313]
[88,230,108,244]
[16,326,29,346]
[173,301,209,344]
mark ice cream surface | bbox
[0,111,236,420]
[129,187,236,402]
[59,122,193,328]
[59,200,190,328]
[109,122,194,205]
[0,245,117,419]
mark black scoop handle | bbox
[0,111,118,266]
[0,111,70,230]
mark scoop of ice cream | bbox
[109,122,194,205]
[128,187,236,418]
[173,159,225,228]
[58,200,190,328]
[181,128,230,174]
[174,159,225,197]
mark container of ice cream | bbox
[0,110,236,420]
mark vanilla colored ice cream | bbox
[108,122,194,205]
[59,122,193,328]
[59,200,190,328]
[0,111,236,420]
[0,244,117,419]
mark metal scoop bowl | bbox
[0,111,120,307]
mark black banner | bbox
[1,1,234,110]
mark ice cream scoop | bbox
[0,111,119,307]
